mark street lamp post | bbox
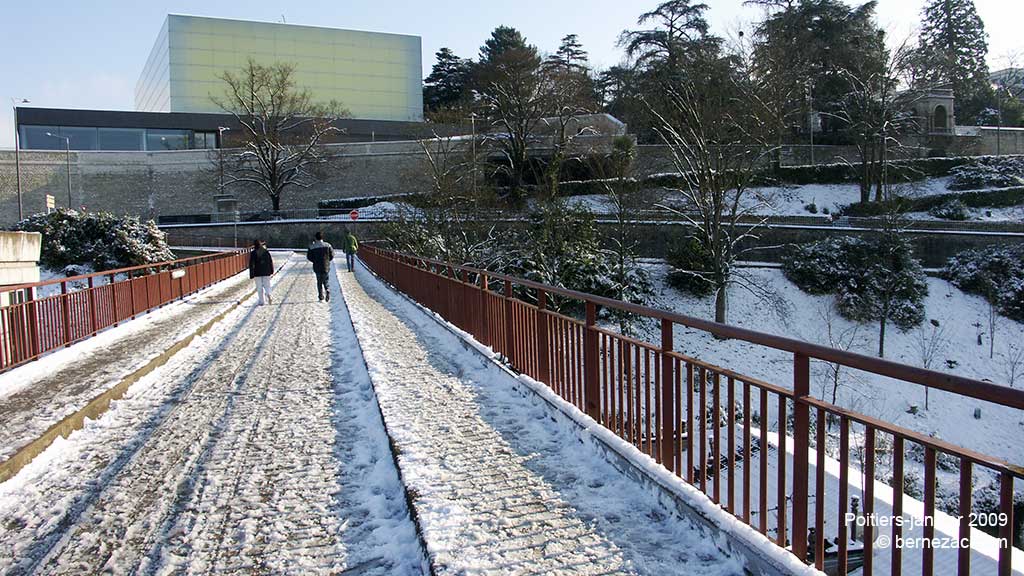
[805,80,815,165]
[469,113,477,195]
[11,98,29,221]
[45,132,72,208]
[217,126,230,193]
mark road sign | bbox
[45,195,55,212]
[349,209,359,221]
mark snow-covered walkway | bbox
[341,263,744,575]
[0,264,254,464]
[0,259,425,574]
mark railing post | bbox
[110,274,119,326]
[128,270,137,319]
[26,289,40,359]
[479,273,489,347]
[791,353,810,563]
[503,279,514,363]
[660,318,675,471]
[584,301,600,421]
[536,290,550,384]
[61,281,72,346]
[88,276,98,335]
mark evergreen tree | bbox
[916,0,990,122]
[749,0,886,137]
[475,26,544,195]
[618,0,719,78]
[423,48,474,112]
[545,34,589,72]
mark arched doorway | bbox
[934,105,948,130]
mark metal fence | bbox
[0,249,249,373]
[359,244,1022,576]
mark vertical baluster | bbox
[892,436,904,576]
[838,416,850,574]
[923,447,937,576]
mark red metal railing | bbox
[0,250,250,373]
[360,244,1023,576]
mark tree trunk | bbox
[714,284,727,324]
[878,315,887,358]
[271,194,281,212]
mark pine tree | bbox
[423,48,474,112]
[478,26,533,66]
[916,0,990,122]
[545,34,589,72]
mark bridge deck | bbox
[0,258,741,575]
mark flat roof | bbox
[166,13,421,41]
[16,107,429,133]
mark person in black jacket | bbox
[306,231,334,302]
[248,239,274,305]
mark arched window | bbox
[934,105,948,130]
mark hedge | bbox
[839,186,1024,216]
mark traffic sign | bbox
[349,209,359,221]
[45,195,55,212]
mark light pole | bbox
[805,79,815,165]
[11,98,29,221]
[469,113,477,195]
[45,132,72,208]
[217,126,230,193]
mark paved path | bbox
[0,260,425,575]
[341,264,743,576]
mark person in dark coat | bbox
[306,231,334,301]
[248,239,274,305]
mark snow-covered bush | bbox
[14,209,174,271]
[665,239,716,297]
[783,235,927,332]
[948,157,1024,190]
[942,245,1024,322]
[927,199,969,220]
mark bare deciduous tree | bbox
[214,59,347,212]
[914,318,948,410]
[648,55,779,324]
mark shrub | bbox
[948,157,1024,190]
[665,238,715,296]
[783,235,927,330]
[804,202,819,214]
[942,245,1024,321]
[14,209,174,271]
[928,199,969,220]
[838,187,1024,216]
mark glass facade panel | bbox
[139,15,422,120]
[19,125,61,150]
[146,129,190,150]
[192,131,217,149]
[59,126,98,150]
[98,128,145,150]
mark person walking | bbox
[306,231,335,302]
[342,229,359,272]
[248,239,274,306]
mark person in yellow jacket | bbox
[342,229,359,272]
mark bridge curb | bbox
[0,277,256,484]
[356,258,822,576]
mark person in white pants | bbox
[248,239,275,305]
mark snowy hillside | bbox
[637,261,1024,465]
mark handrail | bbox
[366,246,1024,411]
[360,243,1023,575]
[0,249,248,294]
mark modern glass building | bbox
[135,14,423,122]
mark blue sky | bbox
[2,0,1021,147]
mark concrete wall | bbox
[0,141,434,227]
[161,220,1024,268]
